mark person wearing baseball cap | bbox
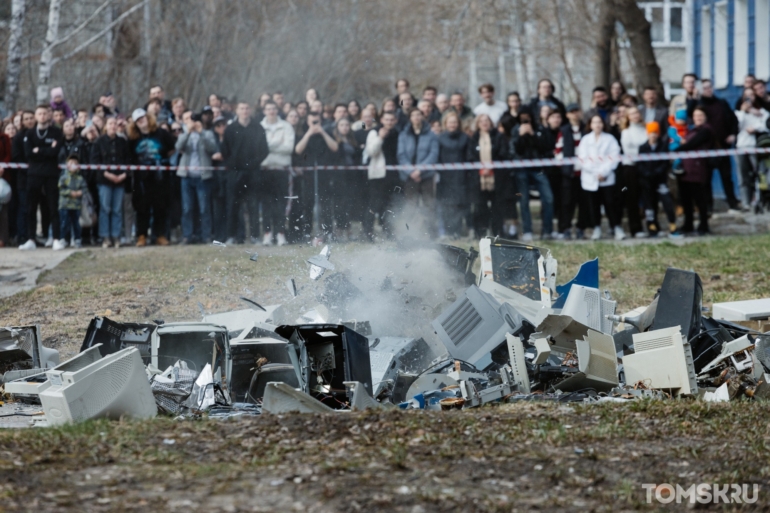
[126,106,176,247]
[638,121,681,238]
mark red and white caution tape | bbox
[2,147,768,173]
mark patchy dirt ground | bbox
[1,402,769,512]
[2,236,770,511]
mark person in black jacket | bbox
[20,105,65,250]
[127,108,176,246]
[638,122,680,238]
[467,114,507,237]
[10,110,34,245]
[527,79,567,123]
[221,102,270,244]
[437,111,470,238]
[92,117,131,247]
[556,104,589,238]
[58,119,88,165]
[536,109,563,237]
[512,108,554,242]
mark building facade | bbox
[694,0,770,105]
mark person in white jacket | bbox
[362,111,400,241]
[735,87,770,208]
[577,114,624,240]
[619,107,649,238]
[260,101,295,246]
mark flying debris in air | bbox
[187,285,195,294]
[244,251,259,262]
[197,302,205,316]
[286,278,298,298]
[240,297,267,312]
[308,245,334,280]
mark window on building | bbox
[734,0,749,86]
[701,5,712,80]
[714,2,728,88]
[758,0,770,81]
[639,0,687,46]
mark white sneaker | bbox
[634,232,647,239]
[19,239,37,251]
[521,232,533,242]
[262,232,273,246]
[276,233,287,246]
[44,237,53,248]
[591,226,602,240]
[52,239,67,250]
[614,226,626,241]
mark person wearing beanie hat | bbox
[49,87,73,119]
[638,120,680,239]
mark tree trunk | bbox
[5,0,27,113]
[594,0,615,91]
[612,0,664,100]
[36,0,62,105]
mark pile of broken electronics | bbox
[3,236,770,426]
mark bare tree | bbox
[36,0,61,104]
[5,0,27,112]
[612,0,663,97]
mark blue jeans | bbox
[181,176,212,241]
[98,184,125,239]
[59,209,81,241]
[514,169,554,235]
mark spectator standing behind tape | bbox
[436,111,470,239]
[698,79,741,213]
[735,87,769,209]
[260,101,295,246]
[619,106,648,238]
[210,115,229,244]
[676,106,715,235]
[473,84,508,126]
[536,109,565,239]
[330,118,361,242]
[398,108,439,238]
[554,103,588,240]
[176,110,219,245]
[638,122,680,238]
[221,102,269,245]
[91,117,130,248]
[527,79,567,124]
[294,110,338,243]
[0,129,11,247]
[511,108,554,242]
[20,105,65,251]
[127,108,175,247]
[467,113,507,239]
[362,110,400,242]
[577,114,624,241]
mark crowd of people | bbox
[0,73,769,250]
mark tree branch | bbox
[50,0,113,50]
[51,0,148,66]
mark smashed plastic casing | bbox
[262,382,336,414]
[246,364,299,403]
[4,344,104,402]
[39,346,157,425]
[277,324,373,402]
[368,337,435,398]
[553,258,599,309]
[203,306,287,341]
[477,237,557,307]
[553,329,619,392]
[697,335,755,377]
[432,285,523,371]
[712,298,770,321]
[1,325,59,374]
[651,268,703,342]
[506,334,531,393]
[308,245,333,280]
[559,285,616,335]
[229,339,292,402]
[459,366,515,407]
[345,381,393,410]
[79,317,155,358]
[623,326,698,396]
[152,323,230,392]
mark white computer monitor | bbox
[39,347,157,425]
[623,326,698,396]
